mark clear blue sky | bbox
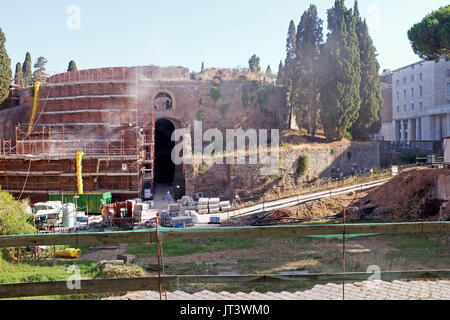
[0,0,448,76]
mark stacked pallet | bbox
[133,203,158,223]
[197,198,232,214]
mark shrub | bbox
[330,148,337,156]
[197,110,205,121]
[210,86,221,102]
[0,192,35,236]
[296,155,310,176]
[344,131,353,141]
[198,165,207,175]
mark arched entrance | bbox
[154,119,176,183]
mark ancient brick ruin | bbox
[0,66,287,202]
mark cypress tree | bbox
[67,60,77,72]
[295,4,324,138]
[284,20,298,122]
[14,63,24,87]
[0,28,12,108]
[266,65,272,75]
[276,60,284,85]
[22,52,32,86]
[349,1,383,140]
[201,62,205,73]
[320,0,361,141]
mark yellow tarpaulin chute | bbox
[27,81,41,136]
[76,152,84,195]
[55,248,81,259]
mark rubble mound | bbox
[353,168,450,222]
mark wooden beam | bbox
[0,222,448,248]
[0,230,158,248]
[0,270,449,299]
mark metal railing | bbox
[0,221,449,299]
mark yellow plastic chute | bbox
[27,81,41,135]
[76,151,84,195]
[55,248,81,259]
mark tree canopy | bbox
[407,5,450,61]
[0,28,12,107]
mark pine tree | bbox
[320,0,361,141]
[67,60,77,72]
[32,56,48,84]
[22,52,32,87]
[349,1,383,140]
[294,4,324,138]
[0,28,12,108]
[266,65,272,76]
[14,63,24,87]
[248,54,261,72]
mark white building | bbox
[392,57,450,143]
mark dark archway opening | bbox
[154,119,175,183]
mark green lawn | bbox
[127,237,262,257]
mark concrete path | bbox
[105,280,450,300]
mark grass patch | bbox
[127,238,261,257]
[0,257,99,284]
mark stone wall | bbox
[189,141,380,199]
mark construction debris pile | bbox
[348,168,450,222]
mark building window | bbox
[447,83,450,95]
[411,88,414,99]
[396,91,399,101]
[404,105,407,112]
[403,77,406,85]
[419,86,423,97]
[411,65,415,70]
[420,102,423,110]
[446,69,450,77]
[154,92,173,110]
[397,106,400,113]
[411,75,414,82]
[419,73,423,81]
[411,103,414,111]
[403,90,406,99]
[396,80,400,86]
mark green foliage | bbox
[344,131,353,141]
[219,104,229,118]
[296,154,310,176]
[201,62,205,73]
[407,5,450,61]
[349,3,383,140]
[320,0,361,141]
[14,63,24,88]
[399,149,429,164]
[32,56,48,83]
[0,28,11,108]
[197,110,205,121]
[294,4,323,138]
[266,65,272,76]
[242,81,271,108]
[198,164,207,175]
[330,148,337,156]
[67,60,77,72]
[210,86,221,102]
[248,54,261,72]
[276,60,284,85]
[127,238,261,257]
[0,192,36,236]
[22,52,32,87]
